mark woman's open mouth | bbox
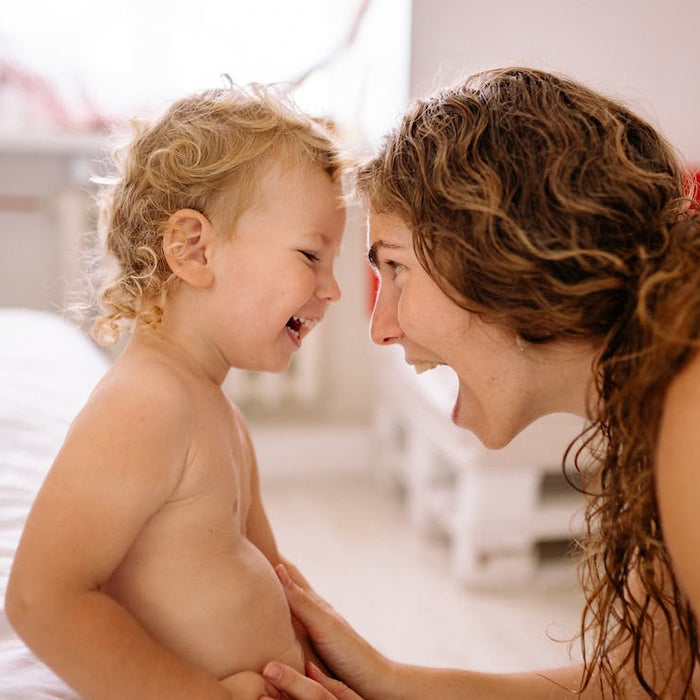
[413,360,447,374]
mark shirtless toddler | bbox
[5,83,346,699]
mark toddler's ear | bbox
[163,209,214,287]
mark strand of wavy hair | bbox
[575,210,700,698]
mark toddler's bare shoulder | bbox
[83,358,195,432]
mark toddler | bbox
[5,82,347,699]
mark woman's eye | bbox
[385,260,405,278]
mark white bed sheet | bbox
[0,308,111,699]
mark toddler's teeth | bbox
[414,361,438,374]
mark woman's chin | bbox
[451,399,515,450]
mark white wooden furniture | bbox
[0,133,105,312]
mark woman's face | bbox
[367,212,590,448]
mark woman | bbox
[263,67,700,698]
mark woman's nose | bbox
[370,287,403,345]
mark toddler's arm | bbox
[6,371,232,699]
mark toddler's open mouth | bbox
[285,316,318,343]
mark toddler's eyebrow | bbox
[304,231,341,254]
[367,240,405,268]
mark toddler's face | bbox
[206,160,345,372]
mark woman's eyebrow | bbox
[367,240,406,268]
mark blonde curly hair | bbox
[356,67,700,697]
[93,80,345,345]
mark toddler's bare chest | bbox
[106,441,257,602]
[178,420,253,511]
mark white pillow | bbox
[0,308,110,699]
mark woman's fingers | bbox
[274,563,387,696]
[262,661,363,700]
[307,662,364,699]
[262,661,335,699]
[279,557,314,591]
[275,565,336,633]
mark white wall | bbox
[410,0,700,164]
[0,135,103,313]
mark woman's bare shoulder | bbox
[656,348,700,618]
[662,349,700,418]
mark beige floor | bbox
[261,472,585,676]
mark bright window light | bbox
[0,0,411,148]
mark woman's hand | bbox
[220,669,282,699]
[262,660,365,700]
[273,563,390,698]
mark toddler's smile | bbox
[285,316,318,344]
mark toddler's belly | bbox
[105,539,304,678]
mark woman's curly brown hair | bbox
[356,66,700,697]
[92,80,345,345]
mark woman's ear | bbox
[163,209,215,287]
